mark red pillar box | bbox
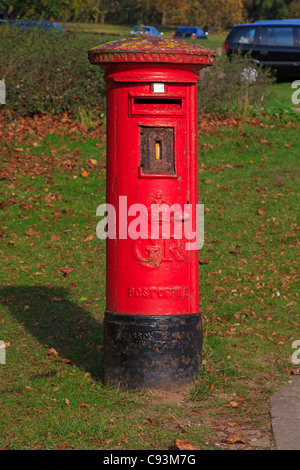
[88,38,215,390]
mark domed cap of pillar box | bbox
[88,37,215,68]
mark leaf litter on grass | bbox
[0,109,299,450]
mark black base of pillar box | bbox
[103,312,202,390]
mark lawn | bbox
[0,20,299,451]
[64,21,227,50]
[0,92,299,449]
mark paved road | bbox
[270,377,300,450]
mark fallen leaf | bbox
[65,398,70,406]
[60,358,72,364]
[83,235,94,242]
[81,170,89,178]
[58,266,74,277]
[230,249,239,255]
[174,439,199,450]
[225,432,246,444]
[228,401,239,407]
[227,421,238,427]
[87,158,98,167]
[199,259,210,265]
[47,347,59,357]
[257,209,266,215]
[25,228,39,236]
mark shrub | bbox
[198,51,275,117]
[0,28,279,120]
[0,27,108,116]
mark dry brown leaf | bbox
[60,358,72,364]
[257,208,266,215]
[230,249,239,255]
[83,235,95,242]
[65,398,70,406]
[227,421,238,427]
[174,439,199,450]
[87,158,98,166]
[47,347,59,357]
[58,266,74,277]
[225,432,246,444]
[25,228,39,236]
[228,401,238,407]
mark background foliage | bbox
[0,0,299,29]
[0,27,277,117]
[0,28,106,116]
[198,52,275,117]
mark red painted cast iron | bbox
[89,37,215,390]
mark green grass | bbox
[0,103,299,449]
[64,21,227,51]
[65,21,132,35]
[266,81,300,116]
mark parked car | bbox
[129,25,163,37]
[173,27,208,39]
[224,19,300,78]
[0,19,65,33]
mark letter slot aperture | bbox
[140,126,175,175]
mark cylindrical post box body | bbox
[89,38,214,390]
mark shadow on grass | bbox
[0,285,104,382]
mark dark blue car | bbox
[224,19,300,78]
[173,27,207,39]
[0,19,65,33]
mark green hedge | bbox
[0,27,281,119]
[198,52,275,117]
[0,27,110,116]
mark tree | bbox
[95,0,110,23]
[152,0,244,28]
[245,0,294,20]
[200,0,244,29]
[287,0,300,16]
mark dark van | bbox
[224,19,300,77]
